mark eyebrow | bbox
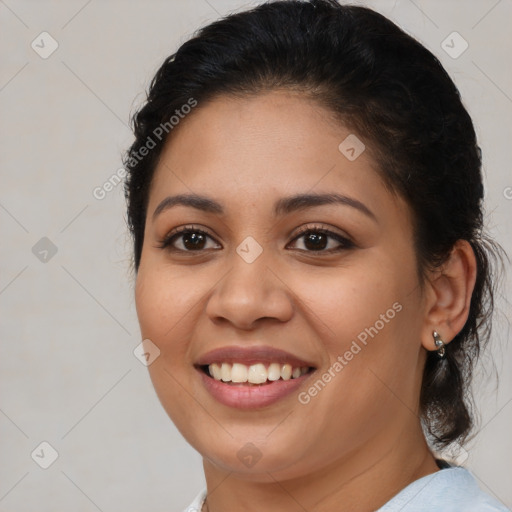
[152,192,376,221]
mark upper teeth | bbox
[208,362,309,384]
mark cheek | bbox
[134,265,203,428]
[292,261,407,349]
[290,256,422,413]
[135,269,170,342]
[135,263,205,342]
[134,266,195,387]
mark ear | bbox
[420,240,477,353]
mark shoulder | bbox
[378,467,510,512]
[181,487,207,512]
[182,469,510,512]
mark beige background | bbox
[1,0,511,510]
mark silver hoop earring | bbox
[433,330,446,358]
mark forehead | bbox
[149,90,405,222]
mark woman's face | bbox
[135,90,430,480]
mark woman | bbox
[123,1,507,510]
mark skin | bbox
[134,90,477,512]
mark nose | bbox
[205,250,294,331]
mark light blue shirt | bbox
[181,466,509,511]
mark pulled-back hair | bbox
[123,0,502,450]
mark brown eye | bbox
[157,226,221,252]
[179,232,208,250]
[288,227,354,253]
[302,232,328,251]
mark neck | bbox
[201,421,440,512]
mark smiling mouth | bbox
[198,362,316,386]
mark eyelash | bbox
[156,223,355,255]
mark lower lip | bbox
[197,368,314,409]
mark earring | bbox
[432,331,446,358]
